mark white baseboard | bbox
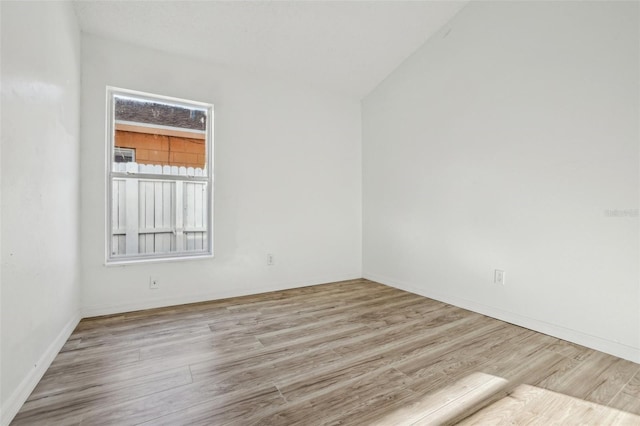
[1,312,82,426]
[364,272,640,364]
[82,273,361,318]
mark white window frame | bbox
[105,87,214,264]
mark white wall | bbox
[0,1,82,423]
[80,35,362,316]
[363,1,639,362]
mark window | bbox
[106,87,213,263]
[114,147,135,163]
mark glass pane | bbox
[110,177,209,258]
[113,95,208,173]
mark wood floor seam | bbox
[605,364,640,407]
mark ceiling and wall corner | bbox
[72,0,468,98]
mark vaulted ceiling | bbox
[73,1,467,98]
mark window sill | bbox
[105,252,214,266]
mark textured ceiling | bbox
[73,1,467,98]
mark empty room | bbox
[1,0,639,424]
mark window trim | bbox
[105,86,214,265]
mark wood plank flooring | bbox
[11,279,640,425]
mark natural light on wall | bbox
[106,87,213,263]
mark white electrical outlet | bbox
[267,253,274,266]
[494,269,505,285]
[149,277,159,289]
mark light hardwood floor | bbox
[11,279,640,425]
